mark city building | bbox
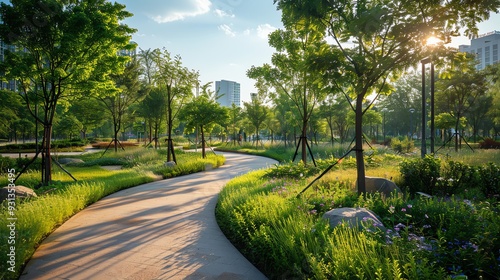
[0,39,18,91]
[459,31,500,70]
[215,80,241,107]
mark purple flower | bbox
[401,208,407,212]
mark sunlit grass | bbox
[0,148,225,279]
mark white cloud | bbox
[214,9,235,18]
[151,0,212,23]
[218,24,236,37]
[256,23,277,39]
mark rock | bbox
[58,158,84,165]
[358,176,402,197]
[164,161,176,167]
[322,207,386,232]
[0,185,37,203]
[204,163,213,171]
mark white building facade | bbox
[459,31,500,70]
[215,80,241,107]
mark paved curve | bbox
[20,152,277,280]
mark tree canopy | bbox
[0,0,135,184]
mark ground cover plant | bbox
[216,148,500,279]
[0,148,225,279]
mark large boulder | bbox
[0,185,37,203]
[322,207,386,232]
[358,176,402,197]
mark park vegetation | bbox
[1,0,500,279]
[216,148,500,279]
[0,148,225,279]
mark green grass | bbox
[0,148,225,279]
[216,149,500,279]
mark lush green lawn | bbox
[0,148,225,279]
[216,146,500,279]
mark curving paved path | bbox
[20,152,277,280]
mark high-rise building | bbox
[215,80,241,107]
[459,31,500,70]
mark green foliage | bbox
[400,156,500,199]
[399,155,441,195]
[0,148,225,278]
[390,137,415,154]
[217,168,488,279]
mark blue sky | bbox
[117,0,283,103]
[116,0,500,103]
[1,0,498,103]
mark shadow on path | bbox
[20,152,277,280]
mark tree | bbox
[98,58,146,152]
[247,17,329,164]
[179,83,228,158]
[70,97,107,139]
[319,95,351,145]
[227,103,243,145]
[137,87,167,148]
[154,49,195,163]
[243,93,269,147]
[0,0,135,184]
[274,0,499,194]
[0,90,22,139]
[436,53,488,151]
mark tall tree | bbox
[179,83,228,158]
[243,93,269,147]
[0,0,135,184]
[274,0,499,194]
[154,49,194,163]
[137,87,167,148]
[227,103,243,145]
[98,58,146,152]
[248,17,329,164]
[436,53,488,151]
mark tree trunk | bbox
[200,125,206,158]
[42,123,53,184]
[355,95,366,195]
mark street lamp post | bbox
[430,62,435,154]
[409,108,415,139]
[382,108,388,144]
[421,57,431,158]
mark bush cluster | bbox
[217,169,500,279]
[399,156,500,199]
[0,139,88,152]
[390,137,415,154]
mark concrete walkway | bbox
[20,152,277,280]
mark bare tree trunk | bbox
[200,125,206,158]
[355,95,366,195]
[42,124,53,184]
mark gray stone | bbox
[322,207,386,232]
[204,163,213,171]
[164,161,176,167]
[58,158,84,165]
[0,185,37,203]
[358,176,402,197]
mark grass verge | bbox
[0,148,225,279]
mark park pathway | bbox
[20,152,277,280]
